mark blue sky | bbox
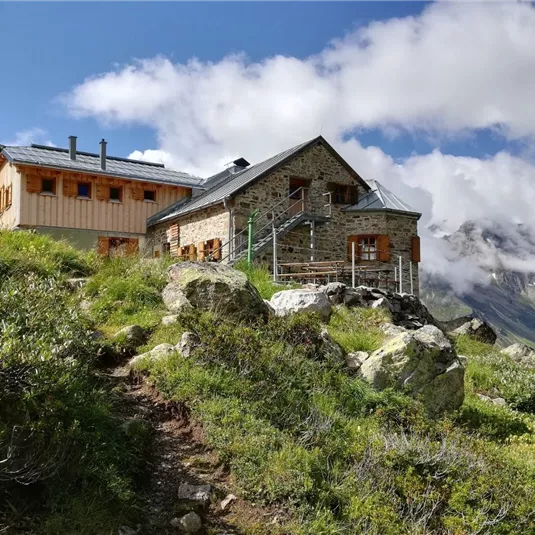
[1,1,508,160]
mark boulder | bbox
[371,297,393,312]
[346,351,369,370]
[320,328,344,360]
[161,283,193,313]
[178,483,211,506]
[359,325,465,415]
[129,343,175,368]
[176,332,201,358]
[165,262,268,321]
[270,289,332,322]
[452,318,497,344]
[113,325,147,353]
[502,343,535,365]
[379,323,408,338]
[320,282,347,305]
[177,512,202,534]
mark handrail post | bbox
[301,187,305,213]
[398,255,403,294]
[272,212,277,282]
[409,261,414,295]
[247,209,259,265]
[351,241,356,288]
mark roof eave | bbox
[344,207,422,220]
[10,159,201,189]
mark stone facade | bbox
[151,141,420,293]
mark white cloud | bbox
[3,128,55,147]
[61,2,535,294]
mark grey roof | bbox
[345,179,421,218]
[1,144,204,188]
[151,137,317,225]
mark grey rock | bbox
[320,282,347,305]
[177,512,202,533]
[177,483,211,506]
[477,393,492,403]
[263,299,276,315]
[452,318,497,345]
[502,343,535,365]
[220,493,237,511]
[66,277,88,291]
[457,354,468,367]
[129,343,175,368]
[176,332,201,358]
[492,397,507,407]
[270,289,332,322]
[166,262,268,321]
[359,325,465,416]
[162,314,179,326]
[346,351,369,370]
[379,323,408,338]
[162,283,194,313]
[370,297,393,312]
[113,325,147,352]
[320,328,344,360]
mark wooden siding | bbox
[0,159,21,229]
[18,166,190,235]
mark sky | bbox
[2,1,535,294]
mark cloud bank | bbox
[62,2,535,294]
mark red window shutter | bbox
[97,237,110,256]
[125,238,139,255]
[7,185,12,207]
[213,238,222,260]
[347,235,361,261]
[411,236,421,263]
[96,185,109,201]
[130,187,144,201]
[63,179,77,197]
[26,175,41,193]
[377,235,390,262]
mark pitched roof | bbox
[345,179,421,218]
[1,144,204,188]
[149,135,369,226]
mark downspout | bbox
[223,196,233,261]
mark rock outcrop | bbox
[129,343,176,368]
[358,325,465,415]
[451,318,497,344]
[320,283,439,330]
[113,325,148,354]
[270,289,332,322]
[164,262,268,321]
[502,343,535,366]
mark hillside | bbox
[1,231,535,534]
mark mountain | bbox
[421,220,535,347]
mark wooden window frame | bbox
[358,235,378,261]
[40,178,57,196]
[77,182,92,199]
[143,189,156,202]
[329,183,358,205]
[109,186,123,203]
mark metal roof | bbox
[345,179,421,217]
[150,137,318,225]
[1,144,204,188]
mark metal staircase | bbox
[207,187,332,264]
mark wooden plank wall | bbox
[18,167,191,235]
[0,159,20,228]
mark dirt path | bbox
[106,364,281,535]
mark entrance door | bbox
[289,178,309,216]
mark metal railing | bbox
[206,186,331,263]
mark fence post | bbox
[352,241,356,288]
[247,209,259,265]
[394,266,398,292]
[272,213,277,282]
[409,261,414,295]
[398,255,403,294]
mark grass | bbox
[136,310,535,534]
[327,305,389,353]
[235,260,299,300]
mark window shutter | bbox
[411,236,421,263]
[130,187,144,201]
[187,244,197,262]
[97,237,110,256]
[96,185,109,201]
[197,241,206,261]
[63,179,77,197]
[377,235,390,262]
[213,238,222,260]
[26,175,41,193]
[347,235,361,261]
[125,238,139,255]
[7,185,12,207]
[0,186,4,210]
[350,186,359,205]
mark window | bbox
[328,183,358,205]
[359,236,377,261]
[77,182,91,199]
[144,189,156,202]
[109,187,122,202]
[41,178,56,195]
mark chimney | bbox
[68,136,77,161]
[99,139,107,170]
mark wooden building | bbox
[0,137,202,254]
